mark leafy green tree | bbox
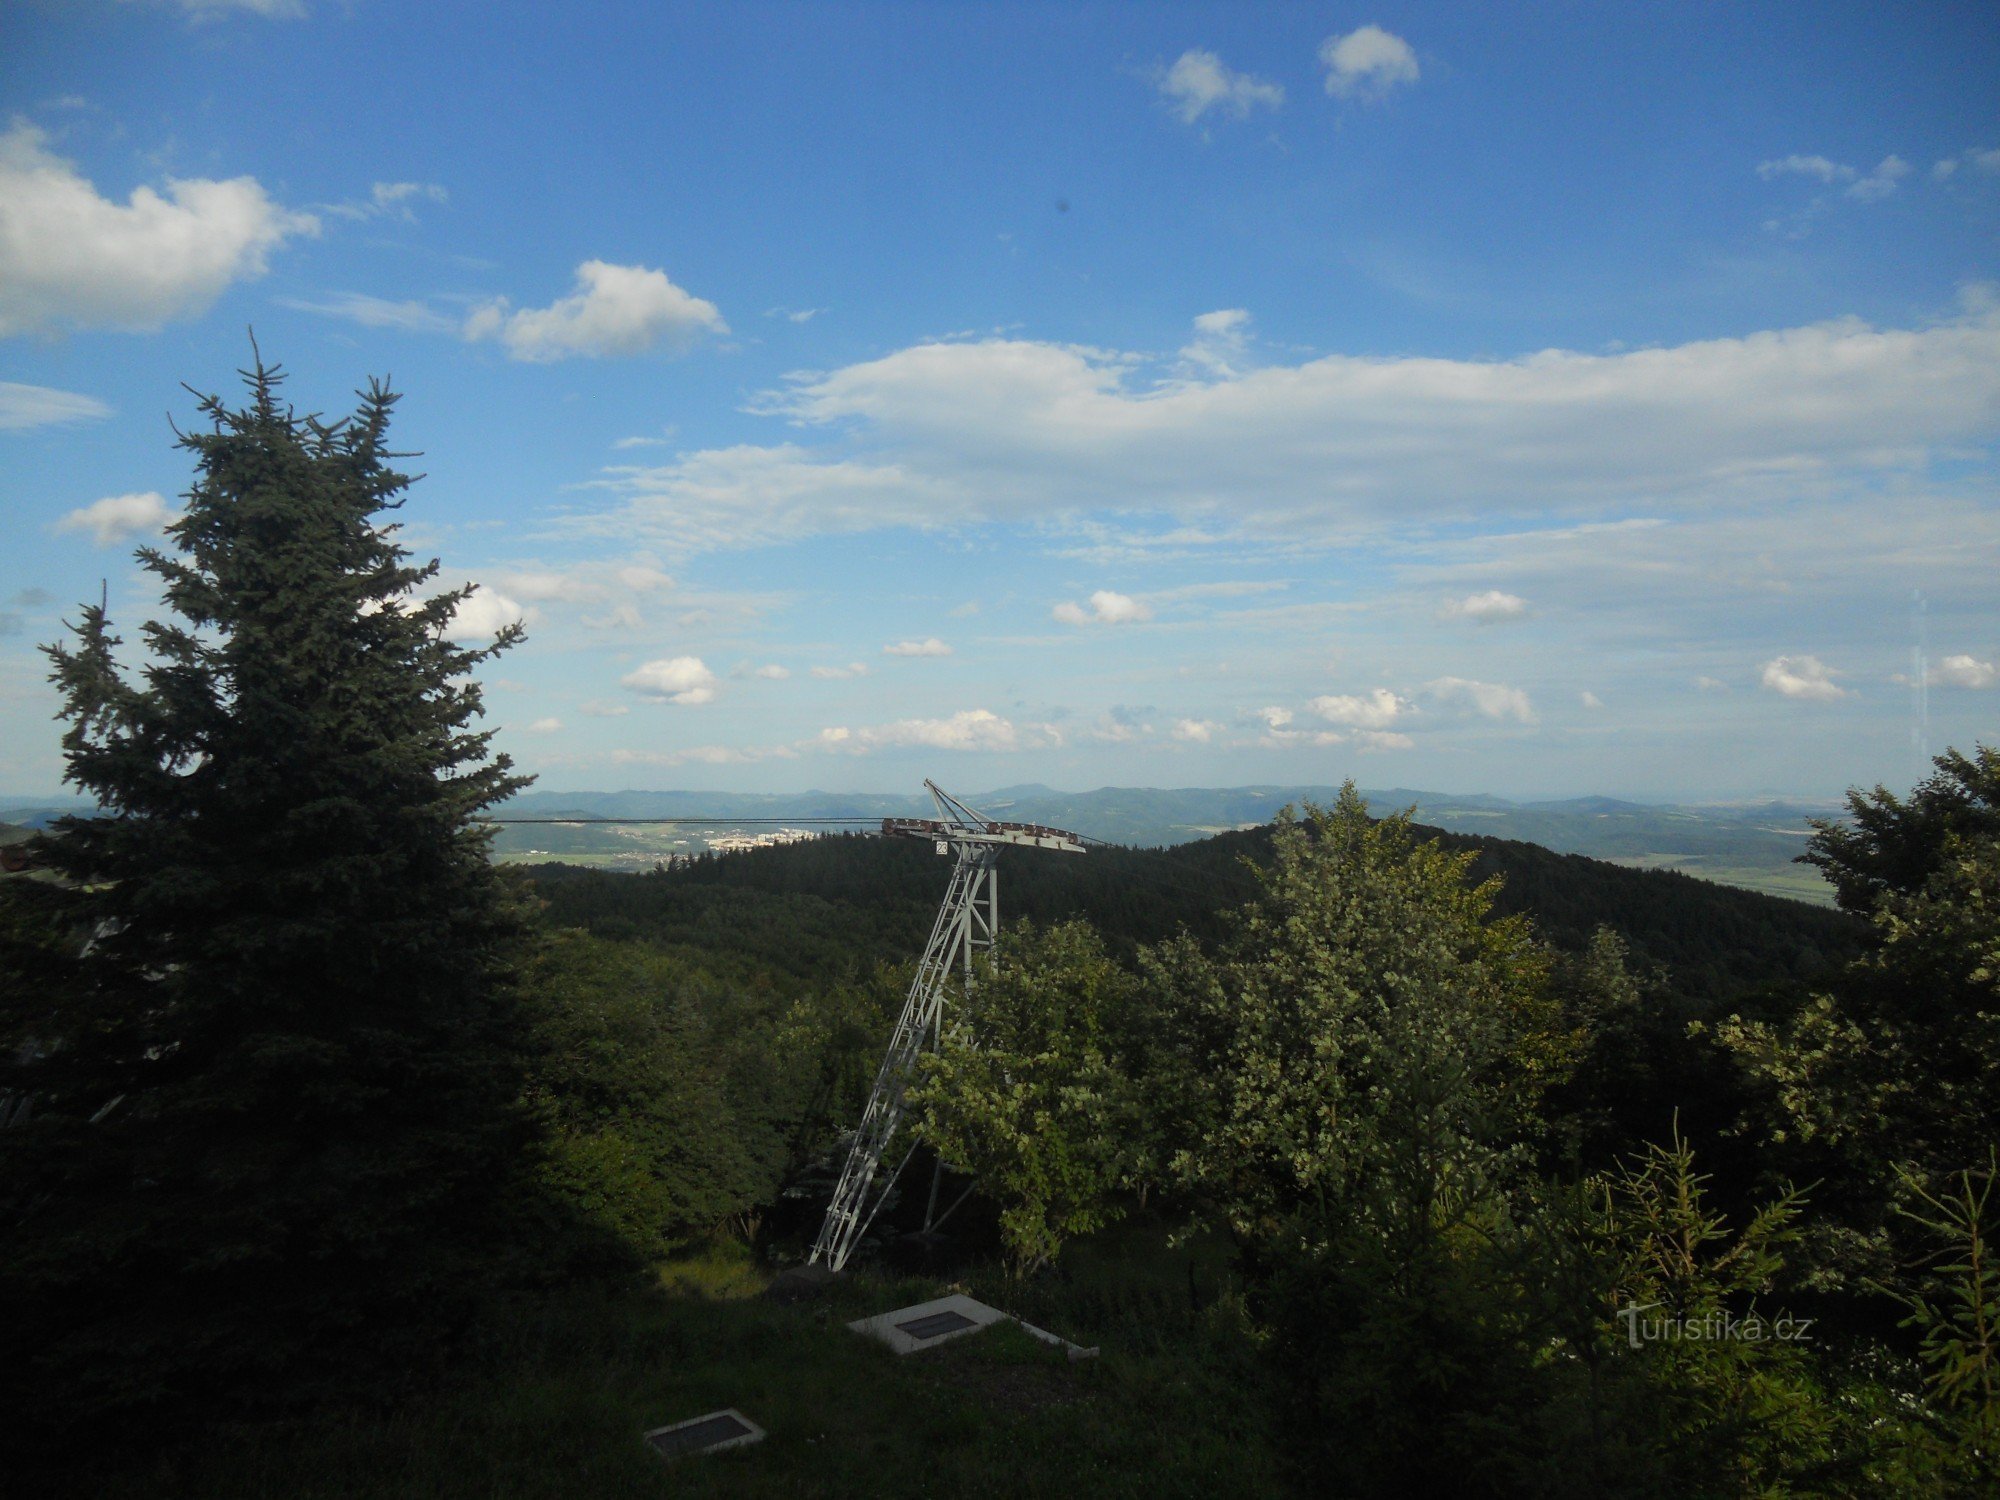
[521,930,773,1260]
[0,358,540,1433]
[1714,746,2000,1284]
[909,920,1140,1274]
[1137,788,1580,1491]
[1150,786,1572,1247]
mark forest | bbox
[2,367,1996,1497]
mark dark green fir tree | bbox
[0,355,541,1436]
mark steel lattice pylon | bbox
[809,781,1084,1271]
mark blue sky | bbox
[3,2,1996,800]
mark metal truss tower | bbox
[809,780,1085,1271]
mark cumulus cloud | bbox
[1846,155,1911,202]
[1760,654,1849,701]
[1320,25,1419,102]
[621,655,718,703]
[1309,688,1405,729]
[578,700,631,717]
[445,587,530,643]
[1425,677,1536,723]
[752,663,791,679]
[1580,691,1604,709]
[884,637,953,657]
[524,717,562,733]
[1929,653,1997,689]
[815,708,1054,753]
[1933,147,2000,182]
[1,381,110,430]
[573,295,2000,556]
[1441,589,1528,624]
[810,662,869,680]
[1181,308,1253,377]
[1354,730,1415,751]
[0,122,318,335]
[1172,718,1222,743]
[1053,589,1152,625]
[466,260,726,361]
[53,491,176,545]
[1158,49,1285,124]
[1757,155,1856,184]
[1087,706,1154,743]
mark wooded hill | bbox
[525,816,1861,1004]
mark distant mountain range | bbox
[0,782,1846,906]
[482,783,1843,906]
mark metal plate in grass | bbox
[895,1309,979,1341]
[643,1408,766,1462]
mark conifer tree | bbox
[0,356,537,1431]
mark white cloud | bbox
[1158,49,1285,124]
[1933,147,2000,182]
[1846,155,1911,202]
[765,306,825,323]
[1309,688,1405,729]
[578,700,631,717]
[884,637,953,657]
[1580,691,1604,709]
[614,564,676,593]
[1053,589,1153,625]
[53,491,176,545]
[810,662,869,680]
[151,0,309,18]
[1760,654,1849,701]
[445,587,530,643]
[1320,25,1419,102]
[277,291,458,333]
[1425,676,1536,723]
[1181,308,1253,377]
[524,717,562,733]
[1257,706,1294,729]
[1441,589,1529,624]
[753,663,791,680]
[621,655,718,704]
[466,260,726,362]
[575,294,2000,556]
[582,443,947,554]
[1172,718,1222,743]
[0,122,318,335]
[0,381,110,430]
[1929,653,1997,689]
[496,560,677,606]
[1757,155,1856,184]
[321,180,447,222]
[949,600,980,617]
[1696,675,1728,691]
[816,708,1053,754]
[1355,730,1415,751]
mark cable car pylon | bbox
[808,780,1086,1271]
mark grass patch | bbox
[42,1217,1288,1499]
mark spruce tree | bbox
[0,356,538,1432]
